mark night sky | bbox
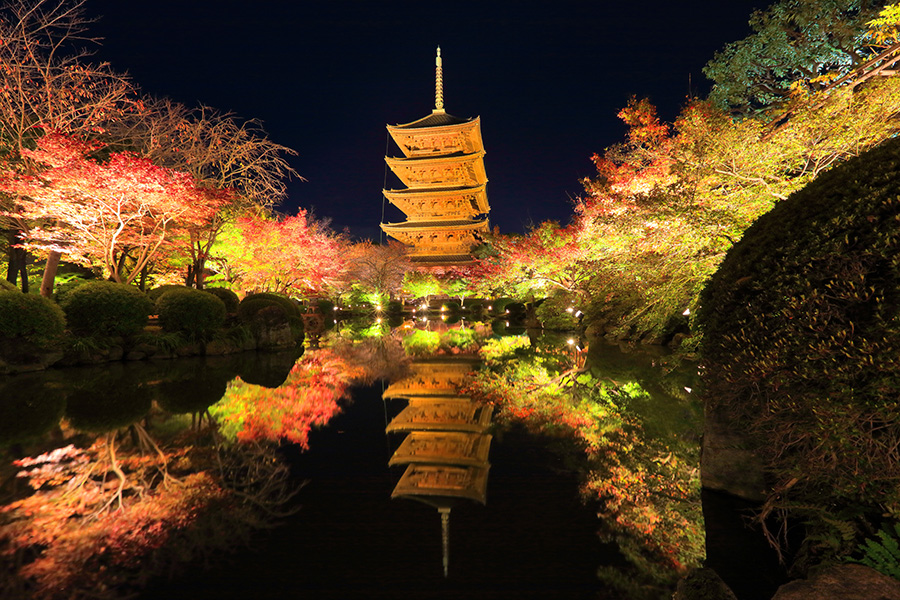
[86,0,762,239]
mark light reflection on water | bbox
[0,320,707,599]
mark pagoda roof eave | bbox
[383,184,487,196]
[381,219,490,231]
[385,151,486,167]
[389,111,477,130]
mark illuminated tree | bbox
[703,0,888,114]
[340,240,410,301]
[0,0,132,294]
[211,209,345,297]
[0,133,227,284]
[400,271,443,305]
[110,98,299,288]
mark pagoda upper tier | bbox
[380,47,490,267]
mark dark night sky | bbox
[85,0,762,239]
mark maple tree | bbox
[209,209,345,297]
[109,98,299,289]
[339,240,410,302]
[0,0,133,295]
[0,132,228,285]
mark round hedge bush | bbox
[53,277,92,305]
[239,292,304,338]
[698,138,900,544]
[156,287,227,340]
[0,291,66,343]
[147,284,188,304]
[202,287,240,314]
[62,281,153,337]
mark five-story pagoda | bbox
[381,47,490,266]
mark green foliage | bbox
[698,137,900,564]
[202,287,239,314]
[156,287,227,341]
[703,0,883,114]
[133,330,186,354]
[492,298,516,314]
[440,300,461,313]
[386,300,403,314]
[401,271,442,302]
[0,290,66,343]
[479,335,531,363]
[401,330,440,356]
[850,523,900,580]
[535,291,580,330]
[53,276,91,305]
[62,281,153,337]
[316,299,335,314]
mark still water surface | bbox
[0,324,778,599]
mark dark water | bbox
[145,385,606,600]
[1,334,784,600]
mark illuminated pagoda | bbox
[381,47,490,266]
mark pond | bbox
[0,321,782,599]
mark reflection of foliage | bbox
[325,333,409,384]
[402,329,441,356]
[65,372,153,433]
[467,339,703,596]
[0,375,66,446]
[479,335,531,362]
[401,326,480,357]
[154,365,235,415]
[210,349,361,447]
[0,432,294,600]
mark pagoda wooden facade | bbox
[381,48,490,267]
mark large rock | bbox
[674,568,738,600]
[772,564,900,600]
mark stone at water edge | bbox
[674,567,739,600]
[772,564,900,600]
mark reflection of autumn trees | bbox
[0,428,294,600]
[210,348,364,447]
[465,336,703,597]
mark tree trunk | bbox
[40,251,61,298]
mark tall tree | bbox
[211,209,345,297]
[110,98,299,288]
[703,0,889,115]
[0,0,132,294]
[0,132,227,284]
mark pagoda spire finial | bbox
[434,46,444,113]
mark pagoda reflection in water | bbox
[384,356,492,577]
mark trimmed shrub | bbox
[53,277,91,305]
[156,287,227,340]
[0,291,66,343]
[147,284,188,304]
[202,287,240,314]
[698,137,900,563]
[0,279,20,293]
[441,300,461,313]
[239,293,304,338]
[62,281,153,337]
